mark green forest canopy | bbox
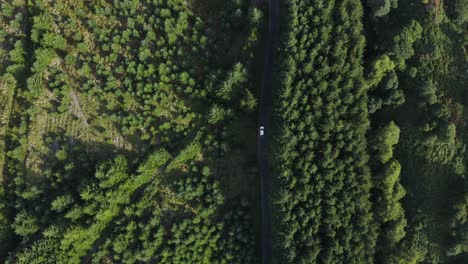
[0,0,467,263]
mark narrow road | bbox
[258,0,279,263]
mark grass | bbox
[23,70,136,179]
[0,76,16,182]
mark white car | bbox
[259,126,265,136]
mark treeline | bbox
[0,0,263,262]
[274,0,378,262]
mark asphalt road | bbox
[258,0,279,263]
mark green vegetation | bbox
[369,122,409,263]
[0,0,263,262]
[364,0,468,262]
[275,0,377,263]
[1,0,467,263]
[367,0,398,18]
[274,0,467,263]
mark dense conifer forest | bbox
[0,0,466,263]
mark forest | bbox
[0,0,467,263]
[0,0,262,262]
[274,0,467,263]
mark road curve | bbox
[258,0,279,263]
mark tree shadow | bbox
[18,133,137,207]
